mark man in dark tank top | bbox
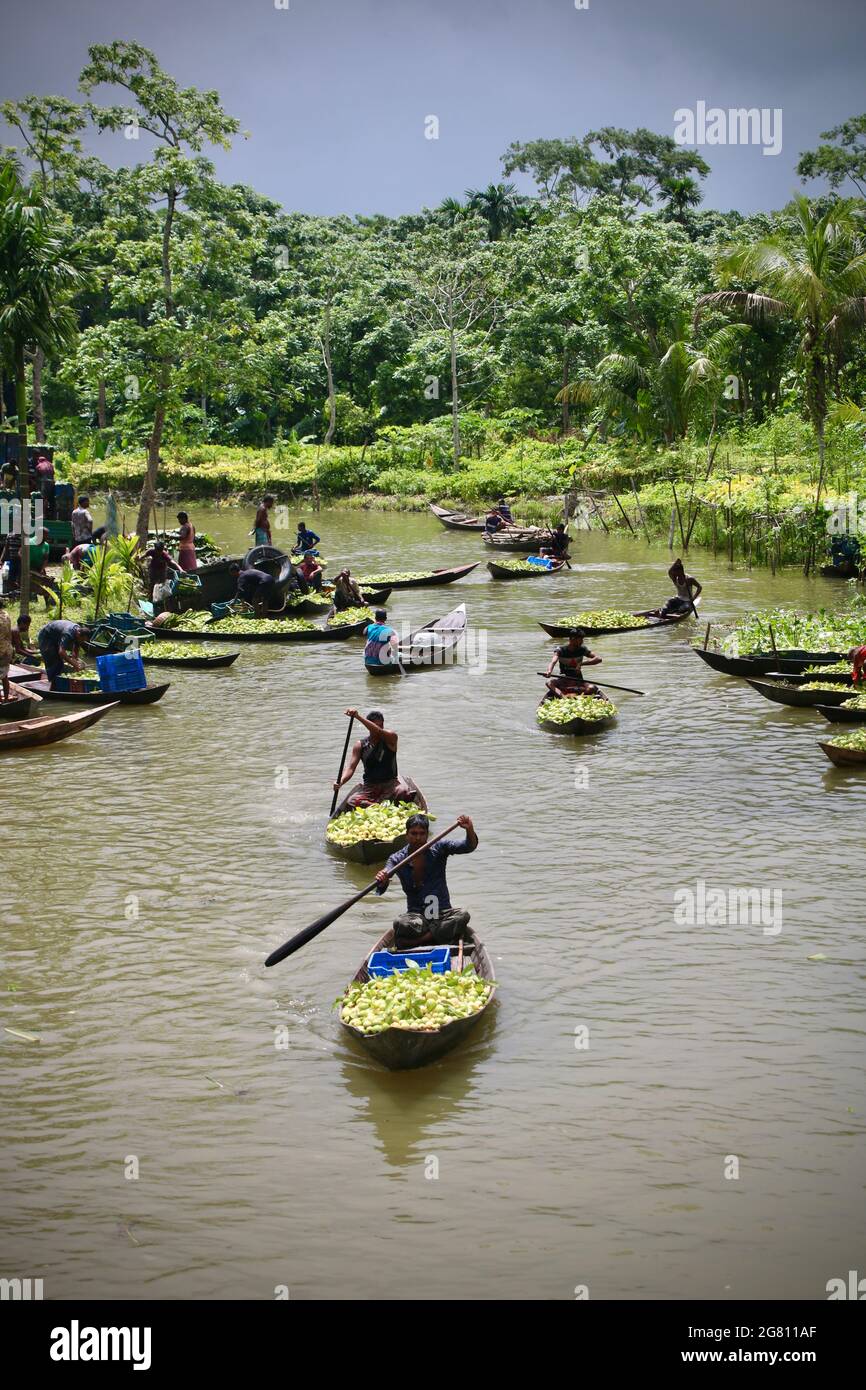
[332,709,423,811]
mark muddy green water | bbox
[2,505,865,1301]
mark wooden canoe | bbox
[326,780,427,864]
[487,558,567,580]
[0,682,43,721]
[20,679,170,706]
[356,563,478,590]
[693,647,844,678]
[153,615,369,644]
[819,739,866,767]
[744,678,853,709]
[0,701,118,752]
[539,607,694,639]
[816,702,866,723]
[8,661,44,682]
[366,604,468,676]
[339,927,496,1070]
[428,503,485,531]
[140,647,239,669]
[763,670,851,686]
[482,530,553,552]
[536,693,617,735]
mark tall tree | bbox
[0,159,87,612]
[697,196,866,569]
[464,183,524,240]
[79,40,239,544]
[797,115,866,199]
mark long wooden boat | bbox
[153,615,369,644]
[539,607,694,639]
[816,702,866,723]
[482,530,552,553]
[536,692,617,735]
[19,679,170,706]
[366,604,467,676]
[487,558,567,580]
[140,647,239,669]
[339,926,496,1070]
[356,562,478,590]
[8,661,44,682]
[0,702,118,752]
[820,739,866,767]
[693,647,844,678]
[0,682,43,722]
[744,678,853,709]
[429,503,485,531]
[764,670,851,686]
[326,780,427,864]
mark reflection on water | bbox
[2,505,866,1300]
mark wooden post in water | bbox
[667,508,675,549]
[703,622,711,651]
[630,476,650,543]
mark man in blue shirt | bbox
[37,619,90,685]
[376,813,478,948]
[294,520,321,554]
[364,608,398,669]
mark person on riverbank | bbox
[544,629,603,697]
[143,538,182,603]
[364,609,398,670]
[236,563,277,616]
[10,612,38,661]
[375,813,478,949]
[296,550,323,592]
[332,708,423,811]
[35,453,55,519]
[176,512,197,571]
[71,495,93,546]
[253,496,274,547]
[37,618,90,686]
[0,601,13,701]
[293,520,320,554]
[657,559,702,617]
[332,568,365,611]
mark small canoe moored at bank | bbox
[326,781,428,864]
[139,645,240,669]
[820,733,866,766]
[153,615,369,643]
[0,702,118,752]
[338,927,496,1070]
[743,679,855,709]
[539,606,695,639]
[428,503,485,531]
[0,682,43,722]
[366,604,468,676]
[482,530,553,553]
[816,701,866,723]
[355,563,478,590]
[536,692,618,734]
[693,647,844,678]
[19,679,170,707]
[487,558,567,580]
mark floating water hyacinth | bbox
[828,728,866,750]
[326,607,373,626]
[338,965,492,1035]
[842,693,866,709]
[140,641,236,660]
[538,695,616,724]
[553,609,648,629]
[209,615,317,634]
[326,801,432,846]
[357,571,430,584]
[804,662,850,675]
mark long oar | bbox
[329,713,355,817]
[536,673,645,696]
[264,820,461,967]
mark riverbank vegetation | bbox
[4,41,866,575]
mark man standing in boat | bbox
[253,495,274,547]
[544,628,603,698]
[376,813,478,949]
[332,708,423,811]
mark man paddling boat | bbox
[376,813,478,949]
[544,628,603,697]
[332,709,423,811]
[655,558,702,617]
[332,568,365,611]
[540,523,570,560]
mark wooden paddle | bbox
[264,820,461,967]
[536,673,645,695]
[330,713,355,817]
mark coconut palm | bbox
[696,195,866,569]
[659,175,703,223]
[0,158,86,612]
[464,182,523,240]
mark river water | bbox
[2,504,865,1301]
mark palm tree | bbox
[659,175,703,223]
[0,158,86,612]
[696,195,866,570]
[434,196,467,228]
[464,182,523,240]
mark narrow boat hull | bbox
[365,604,467,674]
[487,560,566,580]
[816,704,866,723]
[744,679,853,709]
[539,609,691,639]
[154,617,368,643]
[20,680,169,706]
[820,740,866,766]
[356,563,478,589]
[694,647,844,678]
[0,702,118,751]
[326,781,427,864]
[339,928,495,1070]
[141,650,239,669]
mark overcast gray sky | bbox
[1,0,864,215]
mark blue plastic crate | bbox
[104,612,152,634]
[96,650,146,692]
[527,554,555,569]
[367,947,451,979]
